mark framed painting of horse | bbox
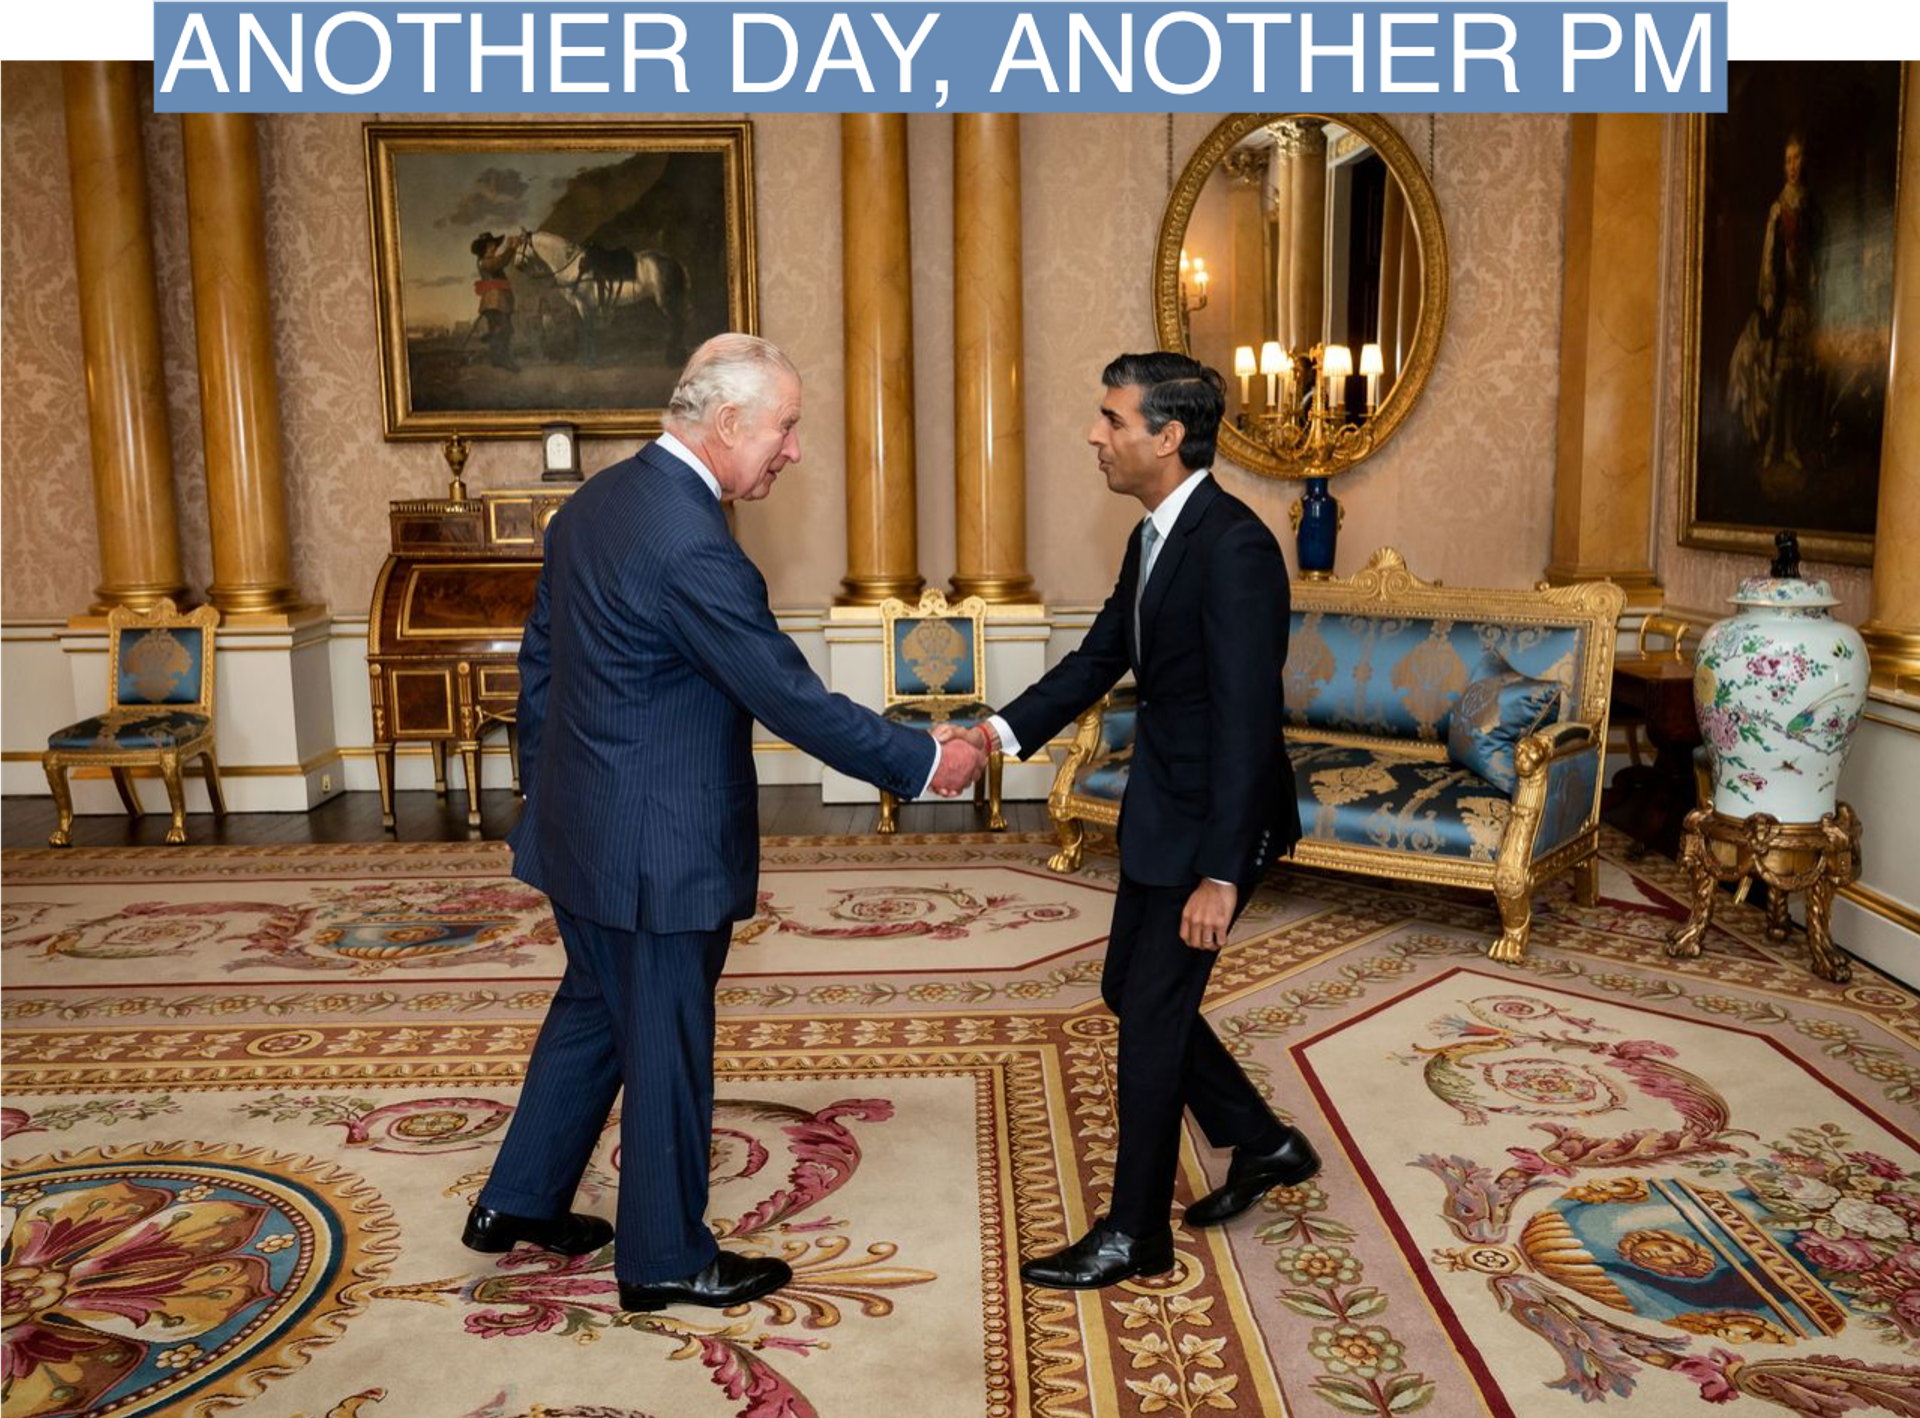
[1676,62,1903,566]
[365,121,757,440]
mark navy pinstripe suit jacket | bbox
[507,441,937,934]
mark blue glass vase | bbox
[1294,477,1340,578]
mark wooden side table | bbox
[1602,656,1702,858]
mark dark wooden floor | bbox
[0,787,1056,849]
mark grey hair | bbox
[665,334,798,426]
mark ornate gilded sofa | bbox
[1045,549,1626,963]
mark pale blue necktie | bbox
[1134,517,1161,649]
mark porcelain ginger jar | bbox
[1694,572,1869,822]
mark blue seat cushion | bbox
[1068,740,1512,862]
[1290,742,1513,862]
[880,700,994,731]
[49,710,212,751]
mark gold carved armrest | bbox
[1514,719,1599,778]
[1047,699,1109,815]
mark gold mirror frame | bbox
[1154,113,1449,480]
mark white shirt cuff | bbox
[920,740,941,796]
[987,714,1021,759]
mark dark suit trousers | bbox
[1102,876,1285,1236]
[480,904,731,1284]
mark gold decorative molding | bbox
[1154,113,1449,481]
[1838,880,1920,935]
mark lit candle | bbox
[1193,257,1209,298]
[1322,344,1353,413]
[1259,341,1283,410]
[1359,343,1384,414]
[1234,345,1256,406]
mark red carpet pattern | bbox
[4,831,1917,1417]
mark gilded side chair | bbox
[875,591,1005,833]
[43,599,226,846]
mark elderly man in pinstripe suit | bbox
[463,334,986,1313]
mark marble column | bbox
[1221,147,1268,408]
[1544,113,1662,607]
[1861,68,1920,694]
[62,62,187,615]
[951,113,1036,604]
[1286,122,1328,351]
[182,112,303,618]
[837,114,922,607]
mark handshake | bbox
[926,722,995,797]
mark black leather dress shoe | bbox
[1019,1222,1175,1290]
[619,1251,793,1312]
[461,1204,613,1257]
[1183,1129,1322,1228]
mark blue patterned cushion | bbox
[116,626,206,706]
[49,710,212,751]
[1535,746,1601,858]
[1286,613,1581,742]
[891,618,977,696]
[1074,754,1132,803]
[1445,652,1563,795]
[1289,743,1513,862]
[1098,685,1139,756]
[880,700,992,730]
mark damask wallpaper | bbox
[3,77,1577,619]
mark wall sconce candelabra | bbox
[1177,248,1210,346]
[1230,339,1386,579]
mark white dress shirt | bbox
[650,431,942,797]
[989,468,1231,888]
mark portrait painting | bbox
[1680,62,1904,565]
[365,122,757,440]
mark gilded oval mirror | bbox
[1154,114,1449,480]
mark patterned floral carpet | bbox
[4,828,1918,1418]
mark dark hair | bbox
[470,233,499,256]
[1101,352,1226,471]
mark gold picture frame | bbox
[1677,63,1906,566]
[365,121,758,441]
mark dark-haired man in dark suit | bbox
[952,352,1319,1289]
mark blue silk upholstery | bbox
[880,699,993,730]
[1066,740,1519,864]
[1286,742,1513,862]
[49,709,211,751]
[1284,612,1583,743]
[890,618,977,697]
[115,626,206,706]
[1535,746,1601,859]
[1078,753,1132,804]
[1098,685,1139,757]
[1446,651,1564,795]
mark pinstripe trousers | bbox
[479,903,732,1284]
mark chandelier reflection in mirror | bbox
[1229,337,1383,481]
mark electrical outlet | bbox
[321,773,334,793]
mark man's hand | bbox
[928,728,985,796]
[943,722,991,756]
[1180,879,1238,952]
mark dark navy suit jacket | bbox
[997,476,1302,892]
[508,441,937,934]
